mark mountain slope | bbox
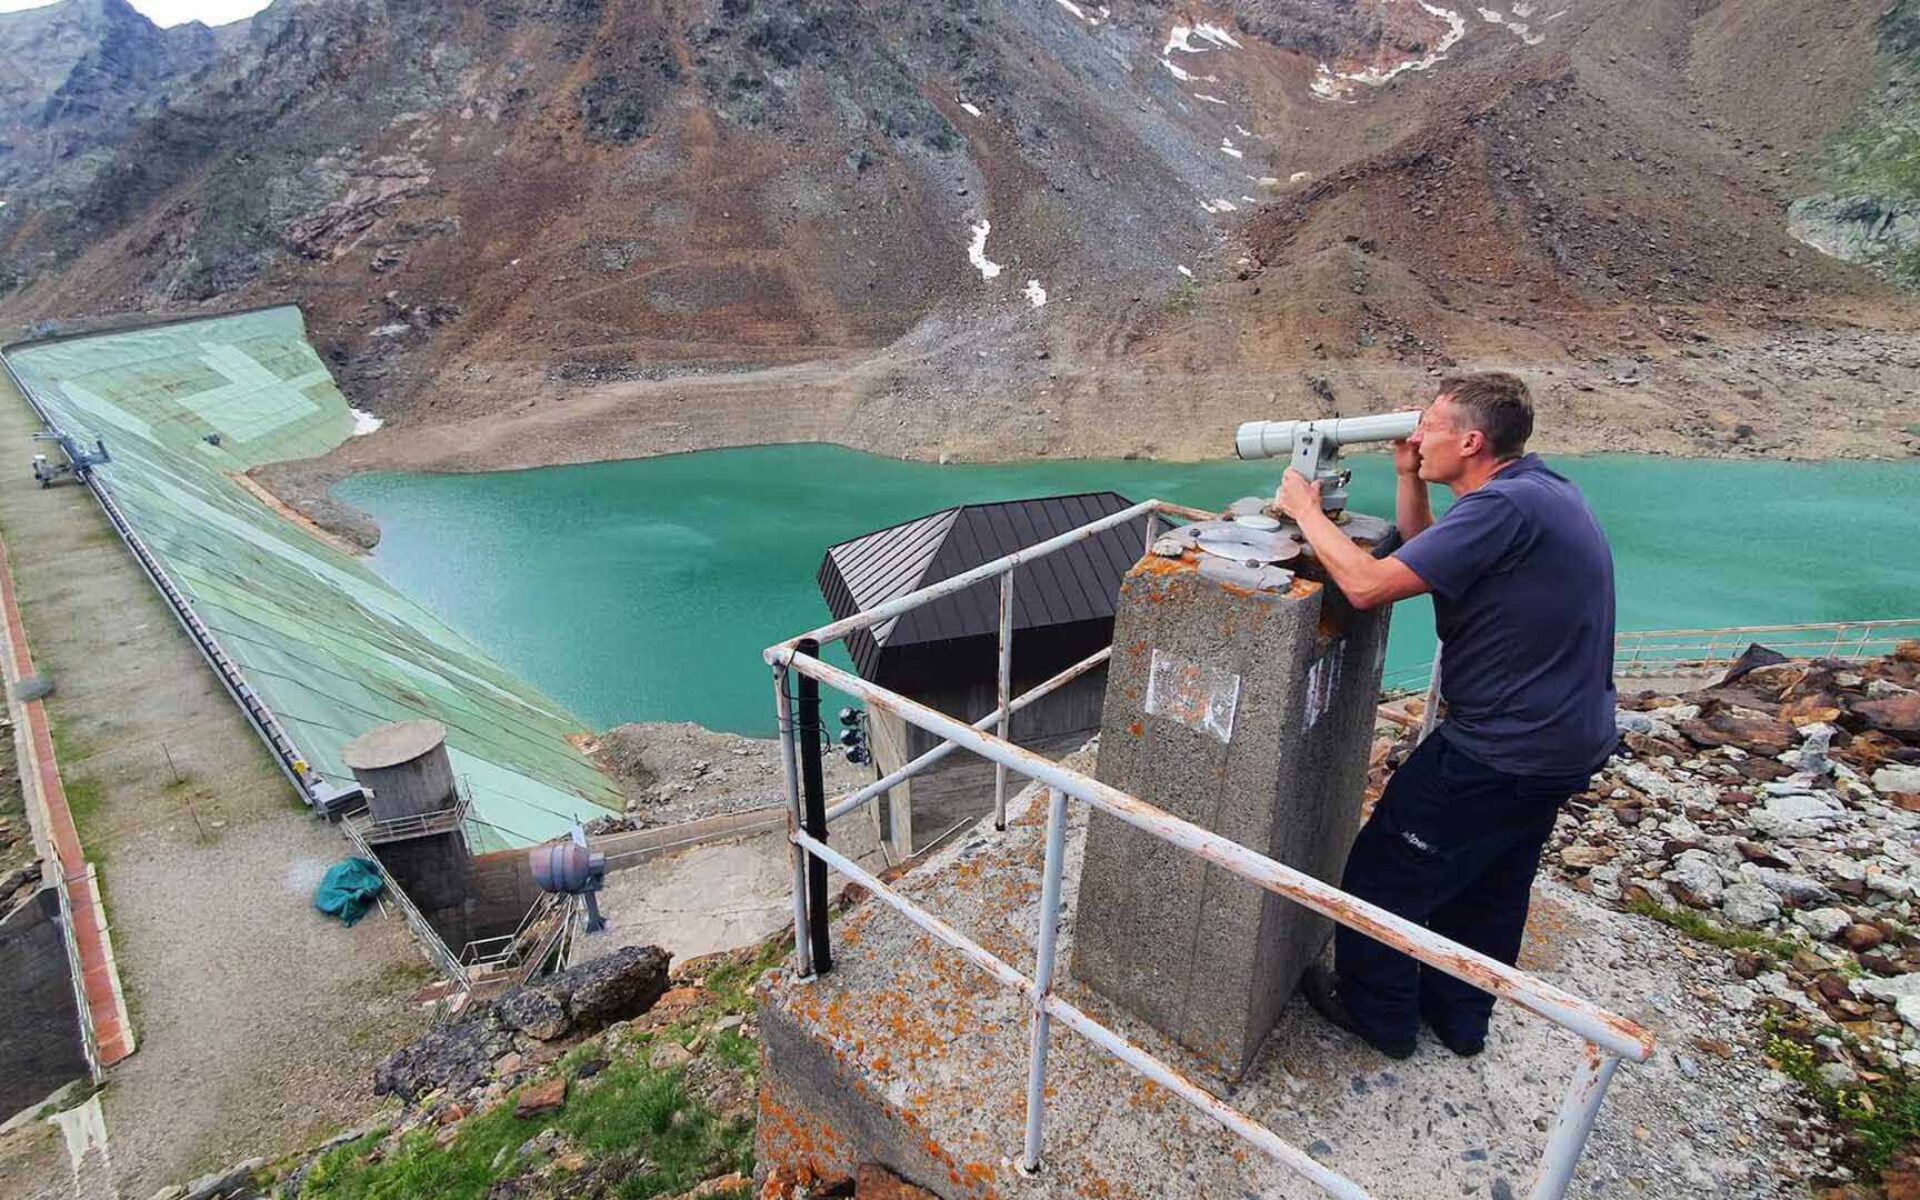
[3,0,1918,473]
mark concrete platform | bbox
[757,755,1794,1200]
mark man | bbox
[1273,372,1617,1060]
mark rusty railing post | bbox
[1528,1042,1621,1199]
[1020,786,1070,1173]
[994,569,1015,831]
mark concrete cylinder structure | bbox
[1070,524,1392,1081]
[342,720,457,823]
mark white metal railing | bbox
[339,816,471,992]
[1384,618,1920,694]
[343,792,472,845]
[764,498,1653,1200]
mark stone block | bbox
[1070,543,1390,1079]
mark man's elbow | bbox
[1346,586,1390,611]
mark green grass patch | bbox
[62,775,106,840]
[299,1062,751,1200]
[702,937,787,1015]
[1163,277,1200,315]
[1767,1028,1920,1173]
[1624,895,1799,961]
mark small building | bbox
[817,492,1149,856]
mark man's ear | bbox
[1459,428,1486,458]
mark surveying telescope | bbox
[1234,411,1421,516]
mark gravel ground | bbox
[593,721,870,830]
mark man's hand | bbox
[1393,437,1422,478]
[1275,468,1323,523]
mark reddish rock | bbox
[1842,924,1885,952]
[514,1076,567,1118]
[1680,713,1795,755]
[1853,693,1920,743]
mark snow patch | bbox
[967,220,1003,279]
[1194,93,1228,105]
[1193,23,1242,48]
[371,322,412,337]
[1024,279,1048,308]
[349,408,384,436]
[960,100,983,117]
[1478,7,1502,21]
[1310,2,1468,101]
[1177,265,1193,277]
[1290,170,1311,183]
[1054,0,1100,24]
[1252,175,1282,187]
[1198,198,1238,213]
[1162,59,1215,84]
[1234,124,1255,138]
[1220,138,1243,159]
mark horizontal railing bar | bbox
[823,646,1114,823]
[773,649,1654,1064]
[790,829,1372,1200]
[773,500,1211,655]
[1615,618,1917,639]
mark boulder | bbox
[568,945,672,1030]
[1661,850,1724,906]
[1679,712,1796,756]
[375,1015,516,1102]
[1749,792,1846,839]
[1853,692,1920,743]
[1872,764,1920,795]
[1721,883,1781,928]
[1791,907,1852,941]
[497,986,571,1041]
[492,944,673,1043]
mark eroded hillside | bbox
[2,0,1917,475]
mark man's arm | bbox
[1394,439,1434,540]
[1275,470,1430,611]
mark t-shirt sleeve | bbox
[1392,491,1529,601]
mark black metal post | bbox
[796,638,833,974]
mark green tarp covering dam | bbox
[3,307,620,850]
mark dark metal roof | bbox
[818,492,1146,680]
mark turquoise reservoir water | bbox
[334,446,1920,737]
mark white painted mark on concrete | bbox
[967,220,1003,280]
[1146,648,1241,743]
[1023,279,1048,307]
[349,407,384,436]
[1304,641,1346,729]
[49,1095,110,1185]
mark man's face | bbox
[1409,395,1471,484]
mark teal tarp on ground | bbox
[313,858,386,927]
[3,307,622,848]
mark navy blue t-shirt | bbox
[1394,454,1617,777]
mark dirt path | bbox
[0,378,430,1198]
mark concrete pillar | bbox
[342,720,457,823]
[1069,525,1391,1080]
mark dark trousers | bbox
[1335,728,1590,1049]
